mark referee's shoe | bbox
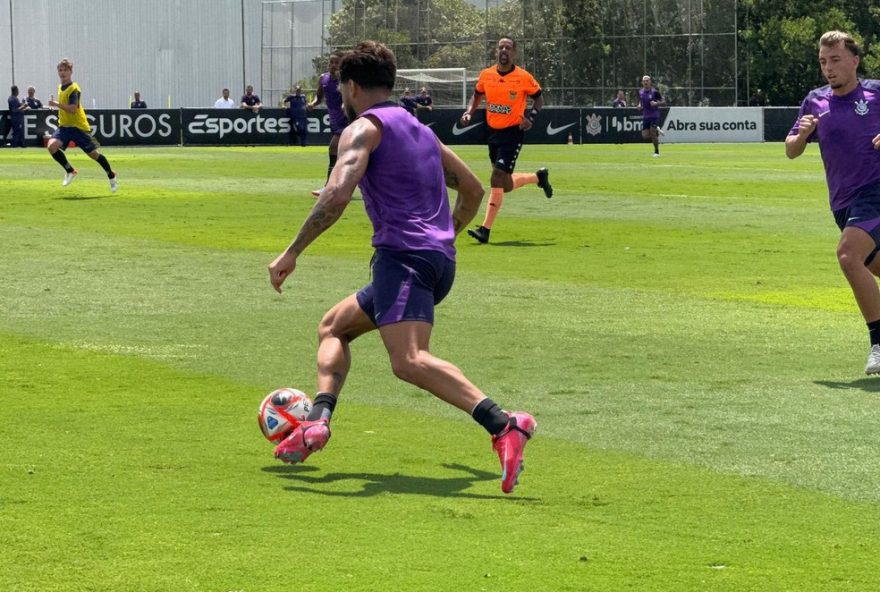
[536,167,553,198]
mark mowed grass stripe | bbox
[2,334,880,592]
[2,222,879,504]
[3,144,880,590]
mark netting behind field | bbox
[395,69,468,108]
[261,0,738,107]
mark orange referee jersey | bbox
[475,65,541,129]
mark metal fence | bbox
[260,0,738,108]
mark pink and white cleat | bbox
[492,412,537,494]
[274,419,331,464]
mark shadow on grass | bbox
[263,462,537,500]
[56,195,111,201]
[814,378,880,392]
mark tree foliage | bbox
[317,0,880,107]
[740,0,880,105]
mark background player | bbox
[268,40,537,494]
[46,58,118,192]
[282,85,309,147]
[638,75,665,157]
[786,30,880,374]
[308,50,348,196]
[460,36,552,244]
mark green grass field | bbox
[3,142,880,591]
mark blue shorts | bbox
[833,184,880,264]
[356,248,455,327]
[488,125,524,174]
[643,117,659,130]
[53,126,99,153]
[833,185,880,240]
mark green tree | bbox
[323,0,484,71]
[740,0,880,105]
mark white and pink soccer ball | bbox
[258,388,312,443]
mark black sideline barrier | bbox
[1,106,803,147]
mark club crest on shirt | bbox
[854,99,869,116]
[508,91,517,101]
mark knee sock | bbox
[327,153,337,181]
[471,398,510,436]
[512,172,537,189]
[52,150,74,173]
[480,187,505,229]
[306,392,338,422]
[95,154,114,177]
[868,319,880,346]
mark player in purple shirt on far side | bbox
[267,40,538,495]
[638,75,665,157]
[308,50,349,197]
[786,30,880,375]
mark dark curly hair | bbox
[339,41,396,90]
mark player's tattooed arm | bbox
[284,202,343,257]
[284,121,374,257]
[444,165,460,190]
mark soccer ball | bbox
[258,388,312,443]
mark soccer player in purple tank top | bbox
[308,50,349,197]
[638,75,665,157]
[268,40,538,494]
[786,30,880,375]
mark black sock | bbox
[868,320,880,346]
[471,398,510,436]
[52,150,74,172]
[95,154,114,177]
[307,392,338,422]
[327,153,337,180]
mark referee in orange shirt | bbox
[460,36,552,244]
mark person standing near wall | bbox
[130,91,147,108]
[415,87,433,112]
[215,88,236,108]
[282,85,309,147]
[25,86,43,109]
[399,88,418,116]
[7,85,27,147]
[240,85,262,113]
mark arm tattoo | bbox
[287,201,343,255]
[444,166,460,190]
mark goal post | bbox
[395,68,469,108]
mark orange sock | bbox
[512,172,538,190]
[481,187,505,229]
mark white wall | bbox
[1,0,264,108]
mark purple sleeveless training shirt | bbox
[357,102,456,261]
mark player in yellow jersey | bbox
[46,58,118,192]
[460,37,552,244]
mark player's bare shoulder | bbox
[342,114,383,153]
